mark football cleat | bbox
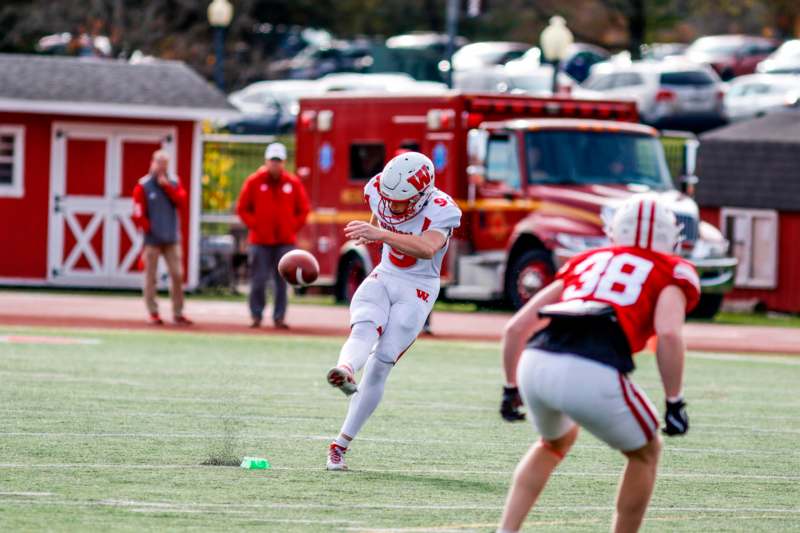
[326,443,348,471]
[326,365,357,396]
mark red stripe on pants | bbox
[626,376,659,431]
[618,373,653,442]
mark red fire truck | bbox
[294,92,736,317]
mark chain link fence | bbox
[199,133,295,291]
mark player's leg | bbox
[328,354,394,469]
[327,275,389,395]
[499,426,578,532]
[558,360,661,532]
[327,280,432,469]
[498,348,579,531]
[613,435,662,533]
[612,377,662,533]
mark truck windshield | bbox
[525,130,674,189]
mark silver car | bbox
[581,60,725,128]
[724,73,800,122]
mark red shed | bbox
[695,112,800,313]
[0,54,235,289]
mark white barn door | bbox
[48,123,176,288]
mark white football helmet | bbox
[377,152,435,223]
[608,194,682,254]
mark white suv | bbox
[580,60,725,129]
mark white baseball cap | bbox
[265,142,287,161]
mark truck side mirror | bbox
[681,138,700,196]
[467,129,488,201]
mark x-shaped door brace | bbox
[62,211,103,273]
[117,213,143,274]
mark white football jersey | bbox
[363,176,462,281]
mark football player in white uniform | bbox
[325,152,462,470]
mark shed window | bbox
[0,126,24,198]
[350,143,385,181]
[721,208,778,289]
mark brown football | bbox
[278,249,320,287]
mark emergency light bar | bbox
[465,97,638,122]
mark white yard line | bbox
[0,497,797,515]
[3,425,800,441]
[0,463,797,482]
[690,352,800,365]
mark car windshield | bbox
[525,130,673,189]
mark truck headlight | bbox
[691,221,730,259]
[555,233,609,252]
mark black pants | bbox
[249,244,293,322]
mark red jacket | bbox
[236,167,310,245]
[132,175,187,234]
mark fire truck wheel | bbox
[689,293,723,319]
[505,249,555,310]
[334,253,367,303]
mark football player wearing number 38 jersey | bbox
[325,152,461,471]
[497,195,700,533]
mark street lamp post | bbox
[207,0,233,91]
[540,16,574,95]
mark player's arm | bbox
[502,279,564,386]
[344,221,446,259]
[654,284,690,436]
[499,279,564,422]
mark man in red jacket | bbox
[132,150,192,326]
[236,142,310,328]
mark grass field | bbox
[1,326,799,532]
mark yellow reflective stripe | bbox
[307,211,371,224]
[306,201,601,226]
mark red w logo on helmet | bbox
[407,167,432,192]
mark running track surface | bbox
[0,291,797,355]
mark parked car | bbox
[724,73,800,122]
[451,42,531,72]
[224,80,322,134]
[756,39,800,74]
[270,39,374,80]
[455,63,575,95]
[684,35,780,80]
[384,32,469,82]
[316,73,448,94]
[581,59,725,130]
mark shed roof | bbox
[0,54,237,121]
[695,111,800,211]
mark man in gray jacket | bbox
[132,150,193,325]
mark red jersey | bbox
[556,246,700,353]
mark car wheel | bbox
[334,253,366,303]
[505,249,555,310]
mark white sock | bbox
[333,435,351,449]
[337,321,380,373]
[496,529,518,533]
[339,356,393,440]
